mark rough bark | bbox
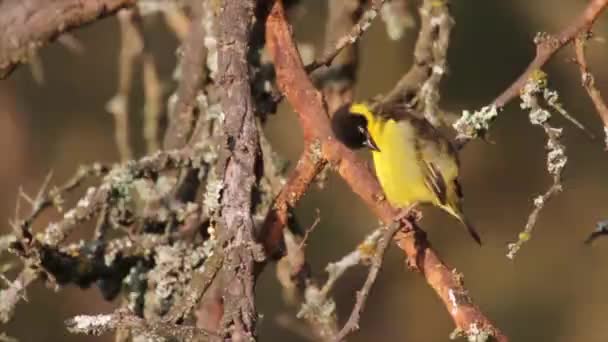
[217,0,261,339]
[0,0,136,78]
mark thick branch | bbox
[0,0,136,79]
[217,0,261,338]
[264,1,506,340]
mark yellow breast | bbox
[369,119,438,207]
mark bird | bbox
[330,101,481,244]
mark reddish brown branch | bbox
[262,151,327,256]
[0,0,136,79]
[264,1,507,340]
[492,0,608,108]
[574,34,608,149]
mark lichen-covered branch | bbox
[264,1,506,340]
[507,71,567,259]
[492,0,608,109]
[0,0,136,79]
[66,308,218,340]
[216,0,263,338]
[454,0,608,141]
[380,0,453,128]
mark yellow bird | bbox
[331,102,481,244]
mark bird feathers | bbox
[351,102,482,244]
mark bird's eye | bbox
[357,125,366,134]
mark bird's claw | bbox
[394,202,422,224]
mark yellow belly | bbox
[371,121,438,208]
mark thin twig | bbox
[0,266,37,323]
[297,229,385,340]
[507,72,566,259]
[314,0,365,115]
[320,230,383,298]
[163,246,224,324]
[298,209,321,249]
[163,0,207,149]
[12,164,109,241]
[492,0,608,108]
[142,54,163,153]
[379,0,453,127]
[162,6,190,40]
[305,0,386,73]
[574,33,608,150]
[334,224,401,341]
[107,9,142,161]
[454,0,608,143]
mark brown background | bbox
[1,1,608,341]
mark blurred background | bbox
[2,0,608,341]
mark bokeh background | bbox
[2,1,608,341]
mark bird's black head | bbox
[331,103,380,151]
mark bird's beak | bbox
[363,131,381,152]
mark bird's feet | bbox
[394,202,422,224]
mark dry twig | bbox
[380,0,453,127]
[454,0,608,142]
[574,33,608,150]
[305,0,386,73]
[492,0,608,109]
[334,224,401,341]
[106,9,142,161]
[163,0,208,149]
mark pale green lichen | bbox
[309,139,323,163]
[380,1,415,40]
[466,323,492,342]
[297,285,337,326]
[546,136,567,176]
[202,175,224,216]
[105,164,135,202]
[453,105,499,139]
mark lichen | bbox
[453,105,499,139]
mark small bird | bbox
[331,101,481,244]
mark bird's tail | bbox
[441,204,482,245]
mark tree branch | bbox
[216,0,262,338]
[574,33,608,150]
[0,0,136,79]
[334,224,400,341]
[492,0,608,109]
[163,0,208,150]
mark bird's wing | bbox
[422,160,448,205]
